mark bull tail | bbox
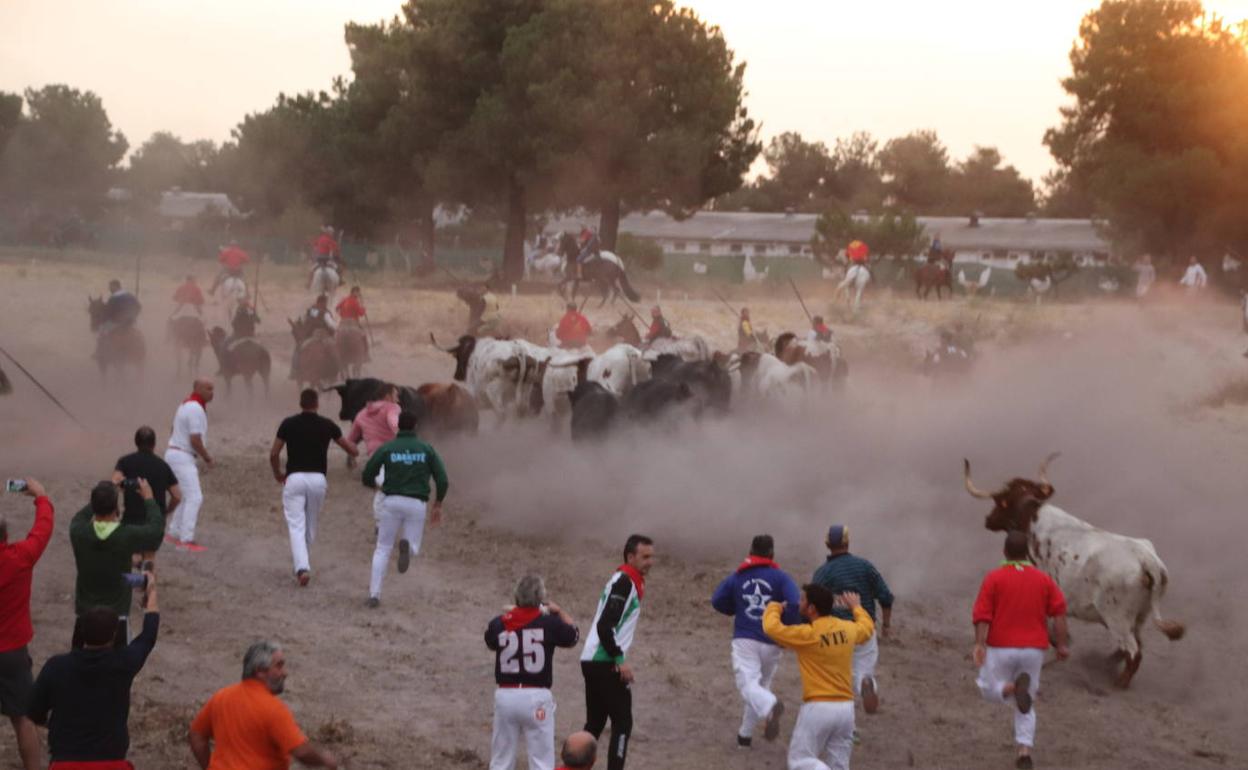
[616,270,641,303]
[1143,564,1186,641]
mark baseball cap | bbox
[826,525,849,547]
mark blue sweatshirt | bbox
[711,559,802,645]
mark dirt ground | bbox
[1,251,1246,769]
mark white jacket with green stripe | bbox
[580,570,642,664]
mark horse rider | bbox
[477,285,502,336]
[737,308,757,352]
[809,315,833,343]
[171,275,205,317]
[645,306,672,345]
[929,233,943,259]
[336,286,369,352]
[99,279,142,337]
[575,226,601,280]
[225,300,260,347]
[290,295,337,380]
[313,226,343,272]
[210,240,250,294]
[556,302,593,349]
[1179,256,1208,292]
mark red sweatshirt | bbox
[972,562,1067,649]
[0,496,54,652]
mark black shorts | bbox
[0,646,34,717]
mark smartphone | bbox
[5,479,27,493]
[121,573,148,590]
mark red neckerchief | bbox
[502,606,542,631]
[736,555,780,573]
[184,393,207,408]
[618,564,646,600]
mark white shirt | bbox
[169,400,208,455]
[1180,263,1208,288]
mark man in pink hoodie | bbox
[346,384,401,525]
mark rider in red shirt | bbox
[172,276,205,316]
[211,241,250,293]
[335,287,366,324]
[555,303,592,348]
[645,306,672,345]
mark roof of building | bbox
[158,190,241,219]
[546,210,1110,254]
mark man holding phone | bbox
[113,426,182,568]
[69,480,164,649]
[0,477,53,770]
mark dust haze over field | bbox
[1,256,1247,768]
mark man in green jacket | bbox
[70,480,164,648]
[361,411,448,608]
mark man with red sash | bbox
[712,535,802,749]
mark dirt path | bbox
[0,256,1245,769]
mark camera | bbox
[119,478,140,491]
[121,572,148,590]
[5,479,27,493]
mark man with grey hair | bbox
[189,641,338,769]
[486,575,580,770]
[557,731,597,770]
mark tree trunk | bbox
[417,198,436,275]
[599,195,622,252]
[503,174,527,282]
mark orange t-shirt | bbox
[191,679,307,770]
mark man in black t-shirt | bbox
[485,574,579,770]
[269,389,358,586]
[112,426,181,565]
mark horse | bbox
[914,250,955,300]
[554,232,642,306]
[834,263,871,310]
[605,314,643,347]
[309,261,341,302]
[167,315,208,377]
[288,317,341,389]
[526,247,564,280]
[87,297,146,380]
[208,326,270,397]
[217,274,248,327]
[336,321,370,379]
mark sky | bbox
[3,0,1247,184]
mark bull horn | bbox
[1038,452,1060,485]
[963,459,993,499]
[428,332,456,353]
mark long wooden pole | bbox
[0,345,85,428]
[788,277,814,323]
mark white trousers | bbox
[788,700,855,770]
[490,688,556,770]
[851,634,879,700]
[732,638,781,738]
[282,473,328,573]
[369,495,426,598]
[164,449,202,542]
[372,467,385,524]
[976,647,1044,748]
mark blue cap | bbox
[827,525,849,547]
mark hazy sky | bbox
[3,1,1246,184]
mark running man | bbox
[164,379,213,551]
[763,584,874,770]
[811,525,893,715]
[972,531,1069,770]
[711,535,801,748]
[485,575,580,770]
[361,410,449,607]
[580,534,654,770]
[346,383,401,527]
[270,389,358,586]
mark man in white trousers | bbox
[763,584,874,770]
[710,535,801,748]
[270,389,358,586]
[164,379,214,552]
[972,531,1069,770]
[484,575,579,770]
[360,410,448,607]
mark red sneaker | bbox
[176,541,207,553]
[164,535,181,546]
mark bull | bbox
[736,351,817,402]
[650,353,732,414]
[775,333,848,387]
[565,357,618,441]
[432,334,541,422]
[963,454,1185,688]
[414,383,479,437]
[327,377,422,423]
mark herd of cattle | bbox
[328,329,848,443]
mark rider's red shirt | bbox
[336,295,365,320]
[556,312,592,347]
[314,233,340,258]
[218,246,250,271]
[173,282,205,306]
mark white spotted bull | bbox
[963,454,1185,688]
[432,334,539,423]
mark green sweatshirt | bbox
[69,499,163,616]
[362,430,449,502]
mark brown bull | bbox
[415,383,479,437]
